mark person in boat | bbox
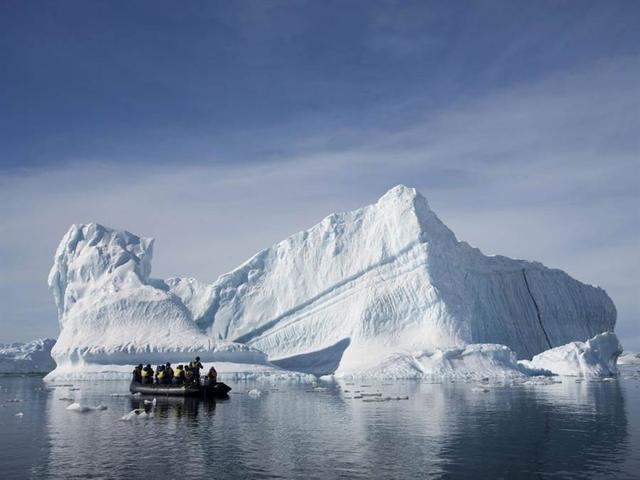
[173,365,185,385]
[206,366,218,385]
[164,362,174,384]
[155,365,166,384]
[189,356,204,385]
[141,364,154,384]
[132,364,143,383]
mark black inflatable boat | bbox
[129,380,231,398]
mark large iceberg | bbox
[0,338,56,373]
[46,185,616,378]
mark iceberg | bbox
[0,338,56,373]
[519,332,622,377]
[618,351,640,365]
[46,185,616,379]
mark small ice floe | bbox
[121,409,154,421]
[471,387,490,393]
[66,402,108,413]
[521,376,562,386]
[248,389,262,397]
[362,395,409,403]
[312,387,328,392]
[109,393,130,397]
[15,412,24,418]
[7,398,23,403]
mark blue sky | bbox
[1,1,638,348]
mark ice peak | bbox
[376,184,428,209]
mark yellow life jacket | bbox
[175,369,184,379]
[141,369,150,377]
[158,370,165,379]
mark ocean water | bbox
[1,370,640,480]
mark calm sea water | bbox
[1,370,639,480]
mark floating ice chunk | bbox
[67,403,90,412]
[248,389,262,397]
[15,412,24,417]
[121,409,143,421]
[617,352,640,365]
[121,408,153,421]
[519,332,622,377]
[471,387,491,393]
[66,402,107,413]
[120,410,136,421]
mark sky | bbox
[0,1,638,348]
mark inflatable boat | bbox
[129,380,231,398]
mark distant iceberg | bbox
[0,338,56,373]
[45,185,617,379]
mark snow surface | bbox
[46,185,616,379]
[0,338,56,373]
[617,351,640,365]
[520,332,622,377]
[337,332,622,379]
[335,344,533,380]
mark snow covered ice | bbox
[520,332,622,377]
[66,402,108,413]
[45,185,617,380]
[0,338,56,373]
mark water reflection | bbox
[128,395,218,419]
[1,377,636,479]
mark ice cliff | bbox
[0,338,56,373]
[47,185,616,377]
